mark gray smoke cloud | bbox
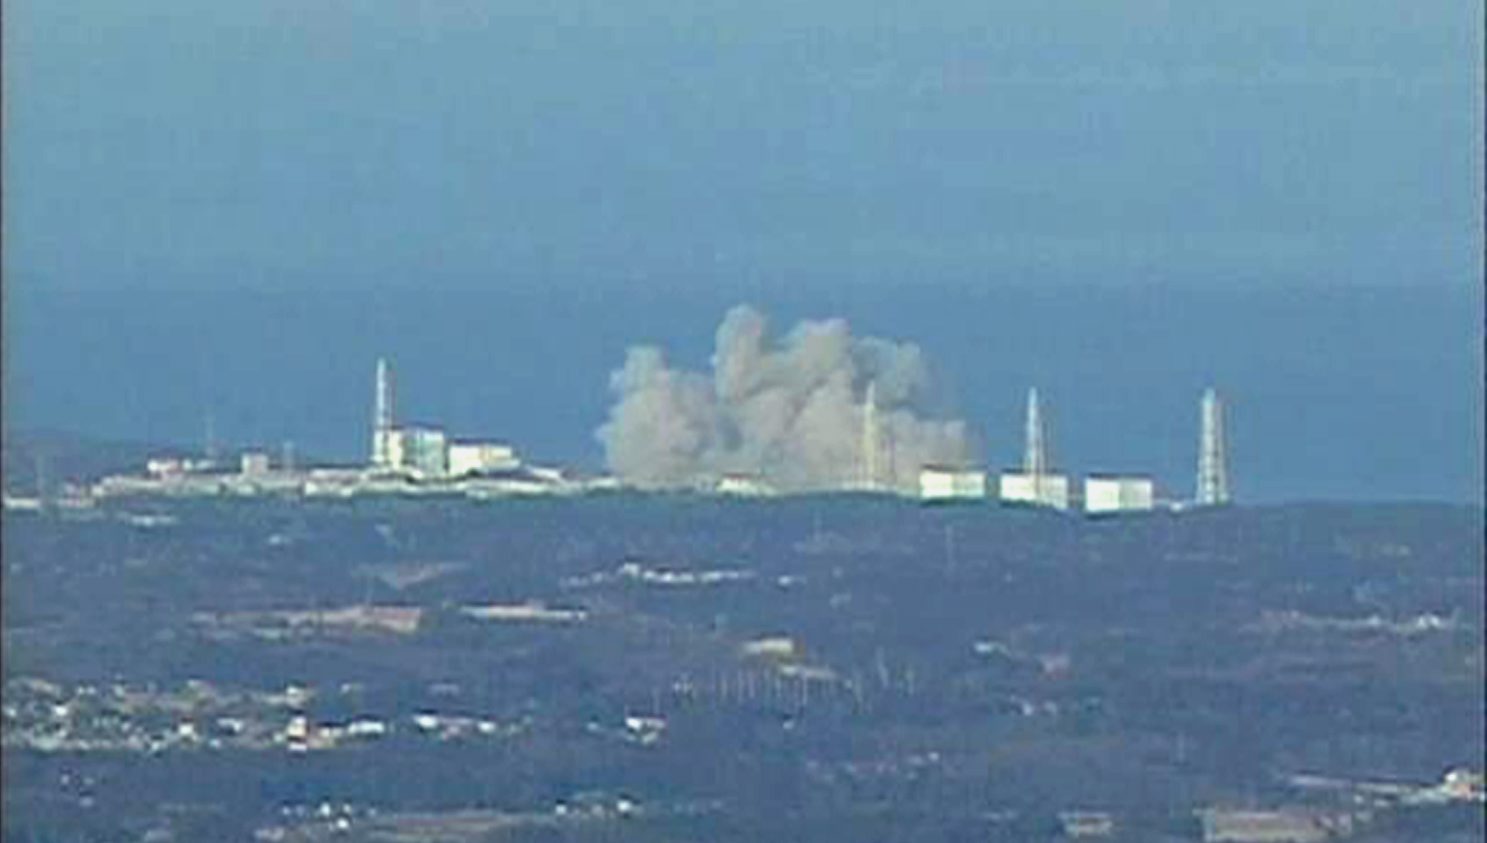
[597,305,976,492]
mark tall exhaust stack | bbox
[371,358,395,467]
[1197,387,1229,506]
[204,411,218,462]
[1023,387,1048,485]
[860,380,881,490]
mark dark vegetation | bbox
[2,493,1482,842]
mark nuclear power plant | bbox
[74,354,1233,513]
[87,358,574,501]
[919,386,1230,514]
[363,358,523,480]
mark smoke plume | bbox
[597,305,976,492]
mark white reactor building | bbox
[999,388,1069,510]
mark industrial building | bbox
[448,442,520,477]
[1000,473,1070,510]
[918,466,987,502]
[999,388,1071,510]
[77,358,1236,510]
[385,427,449,477]
[1083,476,1155,515]
[367,359,522,480]
[87,357,568,501]
[240,452,271,477]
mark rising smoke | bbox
[596,305,976,492]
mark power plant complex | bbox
[914,385,1228,514]
[367,358,520,479]
[87,359,575,501]
[68,359,1231,513]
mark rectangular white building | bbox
[387,427,448,477]
[447,442,519,476]
[240,452,271,477]
[999,472,1070,510]
[918,467,988,501]
[1084,476,1155,514]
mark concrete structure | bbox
[1023,387,1048,479]
[371,358,395,468]
[1084,476,1155,514]
[2,495,44,511]
[716,474,776,497]
[741,637,799,660]
[999,472,1070,510]
[1197,387,1230,506]
[223,471,302,497]
[918,467,987,501]
[461,474,574,498]
[240,452,271,477]
[1439,768,1486,802]
[146,457,217,477]
[447,442,520,476]
[998,388,1069,509]
[387,428,448,477]
[301,469,364,498]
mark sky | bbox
[4,1,1483,502]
